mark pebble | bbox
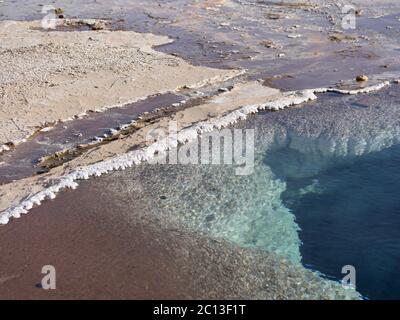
[260,40,281,49]
[54,8,64,15]
[36,168,50,175]
[356,75,369,82]
[287,34,302,39]
[91,21,107,31]
[39,127,53,133]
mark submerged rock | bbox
[54,8,64,15]
[260,40,282,49]
[91,21,107,31]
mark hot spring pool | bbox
[57,86,400,299]
[268,140,400,300]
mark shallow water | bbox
[2,85,398,298]
[79,86,400,299]
[0,93,182,184]
[3,0,399,90]
[1,0,400,300]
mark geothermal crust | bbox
[0,19,240,150]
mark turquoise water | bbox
[273,143,400,300]
[257,89,400,299]
[88,87,400,299]
[258,88,400,299]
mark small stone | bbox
[54,8,64,15]
[36,168,50,175]
[91,21,106,30]
[356,75,369,82]
[265,13,282,20]
[218,87,229,92]
[0,145,10,152]
[260,40,281,49]
[39,127,53,133]
[206,214,215,222]
[287,34,302,39]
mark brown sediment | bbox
[262,74,296,88]
[328,33,358,42]
[0,92,184,184]
[0,179,359,300]
[36,95,213,171]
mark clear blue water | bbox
[266,143,400,300]
[73,87,400,299]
